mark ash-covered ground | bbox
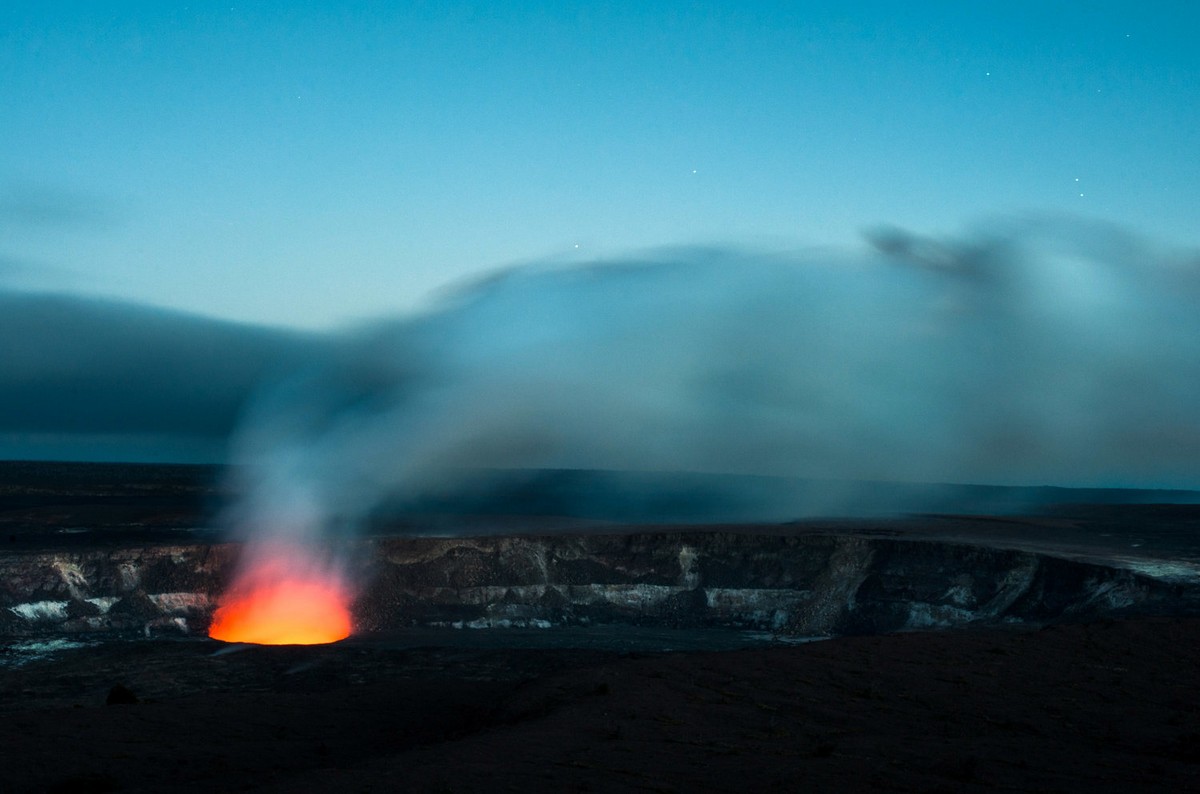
[3,462,1200,792]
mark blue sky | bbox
[3,1,1197,329]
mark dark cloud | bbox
[0,291,321,461]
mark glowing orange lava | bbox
[209,547,352,645]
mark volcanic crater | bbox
[4,461,1200,792]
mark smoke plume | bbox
[223,216,1200,543]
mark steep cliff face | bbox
[355,533,1199,635]
[4,532,1197,640]
[0,543,236,638]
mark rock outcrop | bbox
[3,530,1198,640]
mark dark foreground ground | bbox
[4,461,1200,791]
[3,617,1199,793]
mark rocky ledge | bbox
[4,528,1199,641]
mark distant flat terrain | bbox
[3,460,1200,570]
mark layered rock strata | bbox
[3,531,1197,640]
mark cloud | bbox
[0,254,81,291]
[0,182,115,229]
[0,180,113,297]
[0,290,320,461]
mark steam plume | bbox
[222,216,1200,541]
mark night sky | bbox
[2,3,1198,473]
[4,2,1197,326]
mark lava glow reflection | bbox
[209,544,352,645]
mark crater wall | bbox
[3,532,1198,640]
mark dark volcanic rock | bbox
[64,598,100,619]
[106,591,160,620]
[4,518,1200,640]
[104,684,138,705]
[4,461,1200,640]
[353,532,1200,635]
[3,618,1200,793]
[4,525,1195,642]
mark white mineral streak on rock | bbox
[1079,578,1138,611]
[444,618,553,629]
[148,592,212,614]
[678,545,699,588]
[574,583,677,608]
[800,537,876,633]
[704,588,794,608]
[705,588,811,628]
[941,576,976,608]
[9,601,69,621]
[1109,558,1200,582]
[0,638,96,667]
[85,596,119,614]
[440,585,545,604]
[908,554,1039,628]
[977,556,1039,618]
[905,602,978,629]
[52,560,89,599]
[119,562,140,590]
